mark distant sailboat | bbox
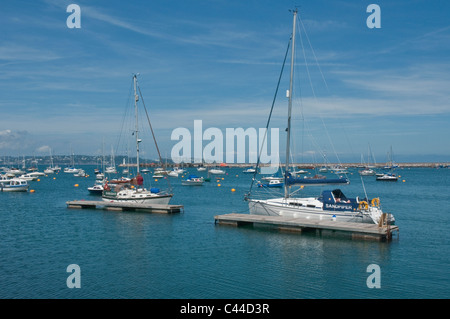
[64,150,79,174]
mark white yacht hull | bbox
[248,198,382,224]
[102,190,172,205]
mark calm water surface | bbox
[0,167,449,298]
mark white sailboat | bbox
[64,151,79,174]
[102,74,173,204]
[105,146,117,174]
[245,9,394,225]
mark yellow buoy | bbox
[221,177,224,180]
[403,180,406,182]
[231,188,235,192]
[37,179,40,182]
[74,184,79,187]
[155,179,158,182]
[53,177,56,180]
[218,184,221,187]
[30,189,35,193]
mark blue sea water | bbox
[0,167,449,299]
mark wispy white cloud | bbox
[0,44,62,62]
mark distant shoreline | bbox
[1,154,448,169]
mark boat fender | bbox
[150,187,160,194]
[371,198,380,207]
[358,201,369,211]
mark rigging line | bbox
[136,81,172,192]
[360,174,368,202]
[297,16,328,165]
[115,79,134,160]
[298,15,329,92]
[246,36,292,198]
[298,15,344,169]
[299,14,356,165]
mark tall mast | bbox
[284,9,297,199]
[134,74,140,174]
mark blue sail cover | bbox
[319,189,358,211]
[285,173,349,186]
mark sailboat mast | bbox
[284,8,297,199]
[134,74,140,174]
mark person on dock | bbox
[136,173,144,189]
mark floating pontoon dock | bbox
[214,213,398,241]
[66,200,183,214]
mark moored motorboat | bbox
[258,178,283,188]
[181,174,204,186]
[376,173,398,181]
[18,173,38,181]
[209,168,225,175]
[87,179,105,195]
[359,168,376,176]
[0,176,29,192]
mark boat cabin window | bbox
[332,189,350,203]
[289,202,303,207]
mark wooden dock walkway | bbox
[66,200,183,214]
[214,213,398,241]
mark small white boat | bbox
[64,167,79,174]
[105,166,117,174]
[152,168,168,177]
[29,171,45,177]
[181,175,204,186]
[168,170,179,177]
[44,168,54,174]
[261,176,283,182]
[243,168,256,174]
[359,168,376,176]
[376,173,398,181]
[6,168,24,176]
[0,176,29,192]
[18,173,38,181]
[74,169,86,177]
[88,179,105,195]
[209,168,225,175]
[197,166,207,172]
[173,167,185,174]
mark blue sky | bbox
[0,0,449,163]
